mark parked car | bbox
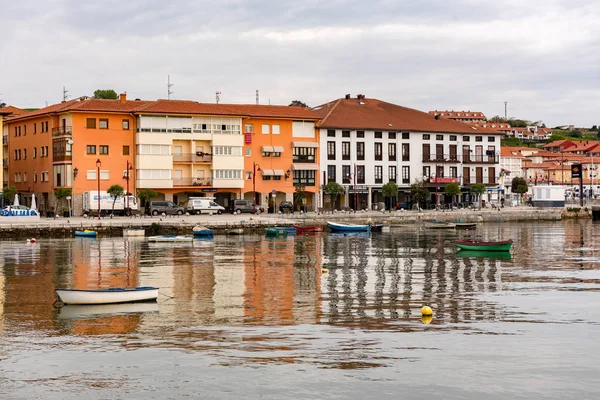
[3,205,30,211]
[186,198,225,215]
[279,201,294,213]
[230,200,262,214]
[145,201,185,216]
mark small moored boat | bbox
[455,239,513,252]
[193,226,214,237]
[370,224,390,232]
[424,222,456,229]
[55,286,159,305]
[265,227,289,236]
[148,235,194,242]
[327,221,370,232]
[293,225,324,233]
[75,230,97,237]
[455,222,478,229]
[274,226,297,234]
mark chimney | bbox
[345,94,351,100]
[119,93,127,103]
[434,114,441,120]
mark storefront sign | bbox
[571,164,582,179]
[245,132,252,144]
[431,177,459,183]
[202,188,217,193]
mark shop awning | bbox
[261,169,274,176]
[273,146,284,153]
[261,146,274,152]
[273,169,285,176]
[292,163,319,171]
[292,141,319,148]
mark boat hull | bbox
[265,228,288,236]
[193,229,214,237]
[274,226,297,234]
[75,230,97,237]
[455,223,478,229]
[293,225,324,233]
[148,235,194,242]
[370,225,390,232]
[55,287,159,305]
[425,223,456,229]
[327,222,370,232]
[455,240,513,252]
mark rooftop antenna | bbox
[168,75,174,100]
[216,91,221,104]
[62,86,69,101]
[504,101,508,120]
[256,90,259,105]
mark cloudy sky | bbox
[1,0,598,127]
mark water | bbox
[1,221,600,399]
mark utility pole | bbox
[168,75,174,100]
[504,101,508,121]
[216,91,221,104]
[256,90,259,105]
[62,86,69,101]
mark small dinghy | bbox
[370,224,390,232]
[55,286,159,305]
[293,225,324,233]
[455,239,513,252]
[327,221,370,232]
[274,226,297,234]
[193,226,214,237]
[75,230,97,237]
[148,235,194,242]
[265,227,289,236]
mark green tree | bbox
[571,130,582,138]
[289,100,309,108]
[2,186,17,205]
[548,133,566,142]
[410,179,430,210]
[93,89,118,100]
[54,187,72,215]
[324,182,345,211]
[293,185,306,212]
[470,184,486,209]
[511,177,528,202]
[137,189,158,208]
[444,182,462,206]
[107,184,125,214]
[381,181,398,212]
[488,115,507,123]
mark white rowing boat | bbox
[148,235,194,242]
[55,286,159,305]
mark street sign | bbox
[571,164,582,179]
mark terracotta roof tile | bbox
[0,106,27,116]
[314,97,499,134]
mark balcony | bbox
[422,154,460,163]
[293,155,316,163]
[2,136,7,145]
[462,176,497,185]
[173,153,213,163]
[52,126,72,136]
[173,178,212,187]
[2,158,8,167]
[461,154,499,164]
[428,177,459,184]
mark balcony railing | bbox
[173,153,213,163]
[462,154,499,164]
[462,176,497,185]
[2,158,8,167]
[52,126,72,136]
[422,153,460,163]
[293,155,316,163]
[2,136,7,145]
[173,178,213,187]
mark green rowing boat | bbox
[455,239,512,252]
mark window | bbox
[402,143,410,161]
[213,170,242,179]
[273,152,281,157]
[34,172,37,183]
[44,122,49,132]
[389,166,397,182]
[138,169,171,180]
[138,144,171,155]
[342,130,350,138]
[356,165,365,184]
[327,141,336,160]
[23,125,26,136]
[273,175,281,181]
[87,170,97,180]
[488,136,496,142]
[402,166,410,184]
[33,148,37,158]
[122,119,130,130]
[99,145,109,155]
[389,143,396,161]
[327,130,336,137]
[33,123,37,134]
[245,148,252,157]
[389,132,396,140]
[463,136,470,142]
[86,118,96,129]
[100,170,110,180]
[45,146,48,156]
[450,135,457,141]
[292,147,316,162]
[356,142,365,160]
[245,124,253,133]
[123,145,130,155]
[356,131,365,138]
[450,167,458,178]
[423,166,431,178]
[262,124,270,134]
[402,132,409,139]
[375,131,382,139]
[272,124,280,134]
[262,150,271,157]
[374,143,382,161]
[99,119,109,129]
[87,145,97,154]
[262,174,272,181]
[475,136,483,142]
[436,135,443,140]
[13,150,17,160]
[293,170,316,186]
[23,149,26,159]
[342,142,350,160]
[327,165,336,182]
[423,134,430,140]
[342,165,351,183]
[374,166,383,184]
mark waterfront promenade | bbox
[0,206,565,238]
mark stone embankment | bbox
[0,207,567,239]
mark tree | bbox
[444,182,462,206]
[93,89,118,100]
[293,185,306,212]
[381,181,398,212]
[511,177,528,202]
[591,125,598,131]
[0,102,6,108]
[289,100,309,108]
[137,189,158,208]
[107,184,125,214]
[324,182,345,211]
[54,187,72,215]
[488,115,507,123]
[548,133,566,142]
[2,186,17,205]
[470,184,486,209]
[410,179,430,210]
[571,130,582,138]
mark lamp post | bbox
[252,162,261,206]
[123,160,133,216]
[353,163,357,213]
[96,158,101,220]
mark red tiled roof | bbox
[314,98,499,134]
[0,106,27,116]
[428,110,487,120]
[69,98,154,112]
[543,140,575,149]
[5,98,83,121]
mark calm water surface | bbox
[1,221,599,399]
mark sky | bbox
[1,0,598,128]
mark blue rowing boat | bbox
[327,221,370,232]
[274,226,297,234]
[75,230,97,237]
[193,226,214,237]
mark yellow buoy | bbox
[321,268,329,274]
[421,315,433,325]
[421,306,433,316]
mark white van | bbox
[186,198,225,214]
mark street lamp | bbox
[123,160,133,216]
[96,158,101,220]
[251,162,261,205]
